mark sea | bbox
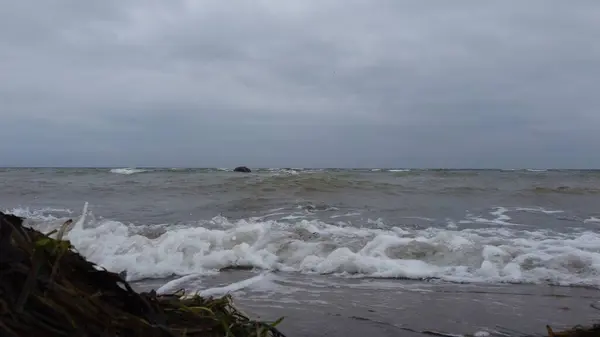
[2,167,599,336]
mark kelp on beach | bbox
[0,211,286,337]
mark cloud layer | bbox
[2,0,599,168]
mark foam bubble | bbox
[16,204,600,287]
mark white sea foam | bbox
[515,207,564,214]
[110,168,149,175]
[4,207,73,220]
[330,212,362,219]
[11,204,600,287]
[4,207,75,232]
[388,169,410,172]
[281,169,299,175]
[280,214,309,220]
[584,217,600,224]
[465,207,523,226]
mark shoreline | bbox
[132,270,600,337]
[2,210,598,336]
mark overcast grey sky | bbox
[2,1,599,168]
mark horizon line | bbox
[1,166,600,171]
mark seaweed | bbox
[0,211,286,337]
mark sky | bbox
[2,1,600,168]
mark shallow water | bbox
[132,270,600,337]
[2,167,599,335]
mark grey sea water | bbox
[2,168,600,336]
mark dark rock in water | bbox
[233,166,251,173]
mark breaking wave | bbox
[12,204,600,288]
[110,168,150,175]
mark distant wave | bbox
[439,186,499,194]
[237,173,400,193]
[529,186,600,195]
[4,167,599,177]
[97,168,600,195]
[110,168,149,175]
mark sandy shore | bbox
[133,271,600,337]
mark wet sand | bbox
[134,271,600,337]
